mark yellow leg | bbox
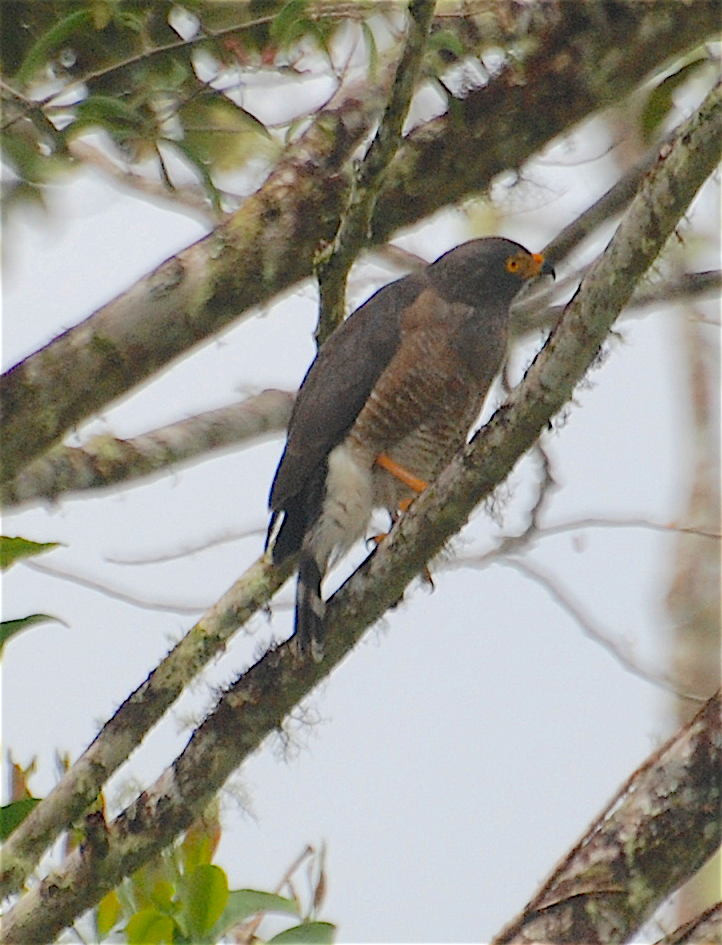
[375,453,428,494]
[373,454,434,588]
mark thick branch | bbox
[3,74,719,945]
[654,902,722,945]
[315,0,436,344]
[2,1,717,483]
[0,65,391,484]
[492,692,721,944]
[0,553,295,903]
[1,390,294,508]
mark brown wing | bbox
[269,270,427,513]
[345,288,499,458]
[268,270,428,561]
[269,238,551,563]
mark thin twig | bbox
[24,561,207,616]
[500,556,707,703]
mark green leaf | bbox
[178,96,271,173]
[96,889,121,940]
[179,801,221,872]
[210,889,300,939]
[270,0,311,46]
[166,139,222,214]
[0,798,41,840]
[125,909,176,944]
[15,8,95,86]
[184,863,228,939]
[71,94,145,140]
[0,614,64,655]
[0,536,61,569]
[640,56,709,142]
[268,921,336,944]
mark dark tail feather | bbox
[295,551,326,661]
[268,493,309,564]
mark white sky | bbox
[2,45,719,945]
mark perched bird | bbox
[267,237,554,658]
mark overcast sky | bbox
[2,55,719,944]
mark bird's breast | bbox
[371,387,486,511]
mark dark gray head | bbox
[427,237,554,310]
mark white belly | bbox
[305,441,374,569]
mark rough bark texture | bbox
[492,693,721,944]
[1,1,718,483]
[0,553,295,903]
[1,390,294,507]
[2,75,719,945]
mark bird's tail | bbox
[295,551,326,662]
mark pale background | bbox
[2,57,719,943]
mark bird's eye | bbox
[505,255,522,273]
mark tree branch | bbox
[2,1,717,483]
[314,0,436,344]
[0,552,295,902]
[654,902,722,945]
[3,72,719,945]
[2,389,294,508]
[492,692,721,945]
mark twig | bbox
[3,75,720,944]
[528,515,721,543]
[543,131,677,267]
[67,139,218,223]
[106,526,267,566]
[500,556,707,703]
[24,561,207,616]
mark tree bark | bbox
[492,693,721,945]
[2,76,719,943]
[2,1,718,483]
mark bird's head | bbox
[428,237,555,310]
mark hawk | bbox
[267,237,553,658]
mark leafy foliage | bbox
[89,802,334,943]
[0,537,65,655]
[0,613,63,657]
[0,535,61,568]
[1,0,471,219]
[0,1,367,216]
[0,798,41,841]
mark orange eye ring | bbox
[505,251,546,277]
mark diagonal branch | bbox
[1,389,294,508]
[3,73,719,945]
[2,1,717,484]
[492,692,721,945]
[0,552,295,902]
